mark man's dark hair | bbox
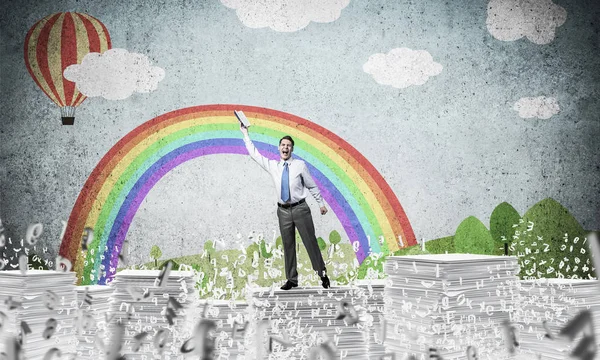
[279,135,294,147]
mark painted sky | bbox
[1,0,599,264]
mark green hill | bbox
[511,198,594,280]
[119,198,595,300]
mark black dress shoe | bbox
[280,281,298,290]
[320,275,330,289]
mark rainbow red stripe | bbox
[58,105,416,284]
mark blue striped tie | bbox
[281,162,290,202]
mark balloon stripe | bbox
[97,15,112,50]
[24,16,59,106]
[78,14,101,53]
[72,14,93,60]
[60,13,77,106]
[81,13,111,52]
[32,14,64,106]
[68,14,90,107]
[46,13,66,106]
[73,93,86,107]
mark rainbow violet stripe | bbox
[58,105,416,285]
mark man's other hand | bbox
[320,206,328,215]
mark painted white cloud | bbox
[513,96,560,119]
[363,48,443,89]
[64,48,165,101]
[486,0,567,45]
[220,0,350,32]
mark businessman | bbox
[240,124,330,290]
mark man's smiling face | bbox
[279,139,293,161]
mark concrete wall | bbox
[0,0,598,265]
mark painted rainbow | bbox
[58,105,416,285]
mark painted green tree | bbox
[454,216,495,255]
[317,237,327,251]
[512,198,594,280]
[150,245,162,267]
[327,230,342,261]
[490,202,521,255]
[329,230,341,249]
[247,242,259,258]
[204,240,215,262]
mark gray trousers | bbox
[277,201,326,284]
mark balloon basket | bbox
[62,117,75,125]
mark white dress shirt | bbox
[243,134,325,207]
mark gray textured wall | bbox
[1,0,599,265]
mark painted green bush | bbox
[392,244,430,256]
[159,259,180,271]
[29,252,48,270]
[356,253,385,279]
[454,216,495,255]
[393,246,417,255]
[490,202,520,256]
[404,246,429,255]
[259,239,273,258]
[425,236,455,254]
[511,198,594,280]
[172,231,357,299]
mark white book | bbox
[234,110,251,128]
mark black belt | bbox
[278,198,305,208]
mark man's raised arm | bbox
[240,125,271,172]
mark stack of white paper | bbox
[383,254,520,360]
[74,285,114,359]
[198,299,250,360]
[246,285,369,360]
[105,269,199,359]
[0,270,78,359]
[355,280,388,359]
[512,278,600,359]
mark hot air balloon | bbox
[24,12,111,125]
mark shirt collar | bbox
[280,157,293,165]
